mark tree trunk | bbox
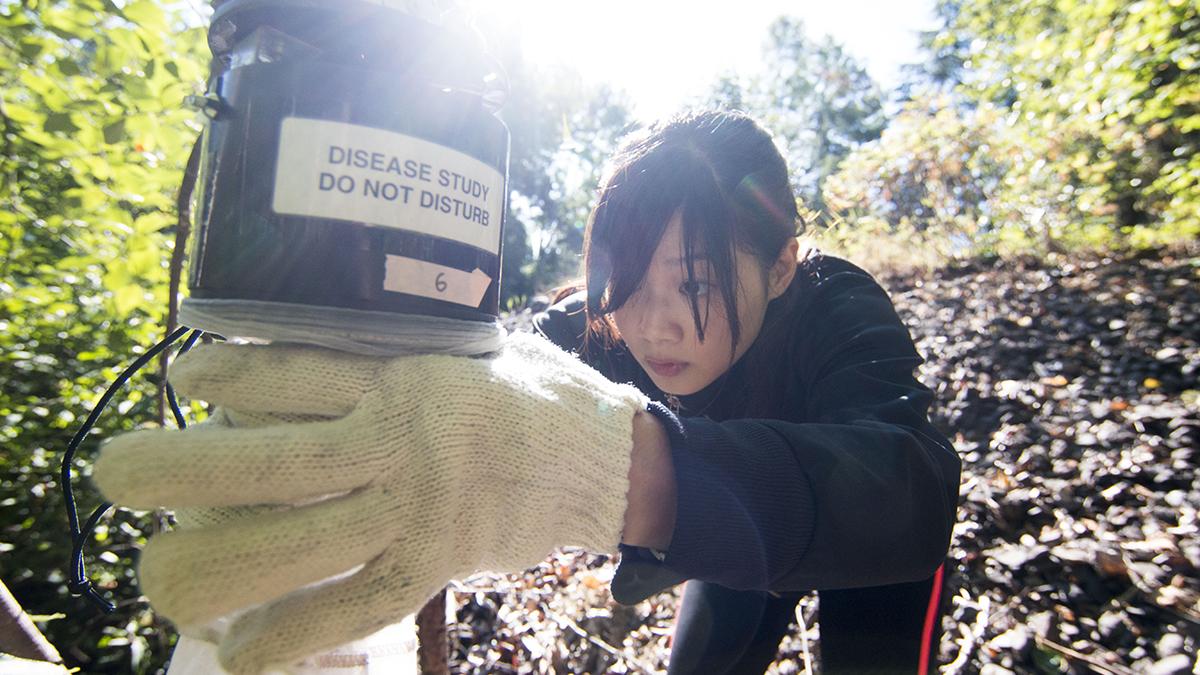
[416,588,448,674]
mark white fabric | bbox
[166,617,418,675]
[179,298,506,357]
[164,417,420,675]
[95,333,646,674]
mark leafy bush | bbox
[950,0,1199,235]
[822,96,1010,248]
[2,1,207,671]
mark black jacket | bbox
[533,252,961,663]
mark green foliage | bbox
[803,208,952,276]
[706,18,887,212]
[1,0,206,671]
[500,65,633,301]
[824,0,1199,265]
[900,0,970,95]
[951,0,1199,233]
[820,93,1099,258]
[465,5,636,304]
[823,95,1009,243]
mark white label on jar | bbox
[383,255,492,307]
[272,117,504,255]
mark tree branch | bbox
[0,580,62,664]
[157,134,202,426]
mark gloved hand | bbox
[93,333,649,674]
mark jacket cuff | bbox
[646,403,817,590]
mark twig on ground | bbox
[1034,636,1138,675]
[543,609,657,674]
[794,598,814,674]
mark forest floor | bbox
[450,247,1200,674]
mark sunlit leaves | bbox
[492,55,634,301]
[951,0,1200,233]
[2,0,207,671]
[102,118,125,144]
[824,96,1011,240]
[122,0,170,33]
[707,17,887,212]
[829,0,1200,257]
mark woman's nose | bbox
[636,296,686,344]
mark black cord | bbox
[164,382,187,430]
[164,329,204,429]
[62,325,201,613]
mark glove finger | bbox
[138,487,396,631]
[173,503,278,529]
[93,419,384,508]
[221,407,330,427]
[217,542,437,675]
[163,408,333,526]
[169,342,380,417]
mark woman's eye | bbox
[680,280,711,297]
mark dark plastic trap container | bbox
[188,0,509,327]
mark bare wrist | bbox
[621,409,677,550]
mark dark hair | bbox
[581,110,802,356]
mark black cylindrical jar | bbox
[188,0,508,328]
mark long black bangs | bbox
[585,146,743,353]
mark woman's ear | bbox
[767,238,800,300]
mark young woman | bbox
[533,110,961,673]
[94,110,960,675]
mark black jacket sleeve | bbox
[659,267,960,593]
[531,294,588,354]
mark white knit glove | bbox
[93,333,648,674]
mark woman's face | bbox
[611,213,795,396]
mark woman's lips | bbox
[645,358,687,377]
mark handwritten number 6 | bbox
[435,272,447,293]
